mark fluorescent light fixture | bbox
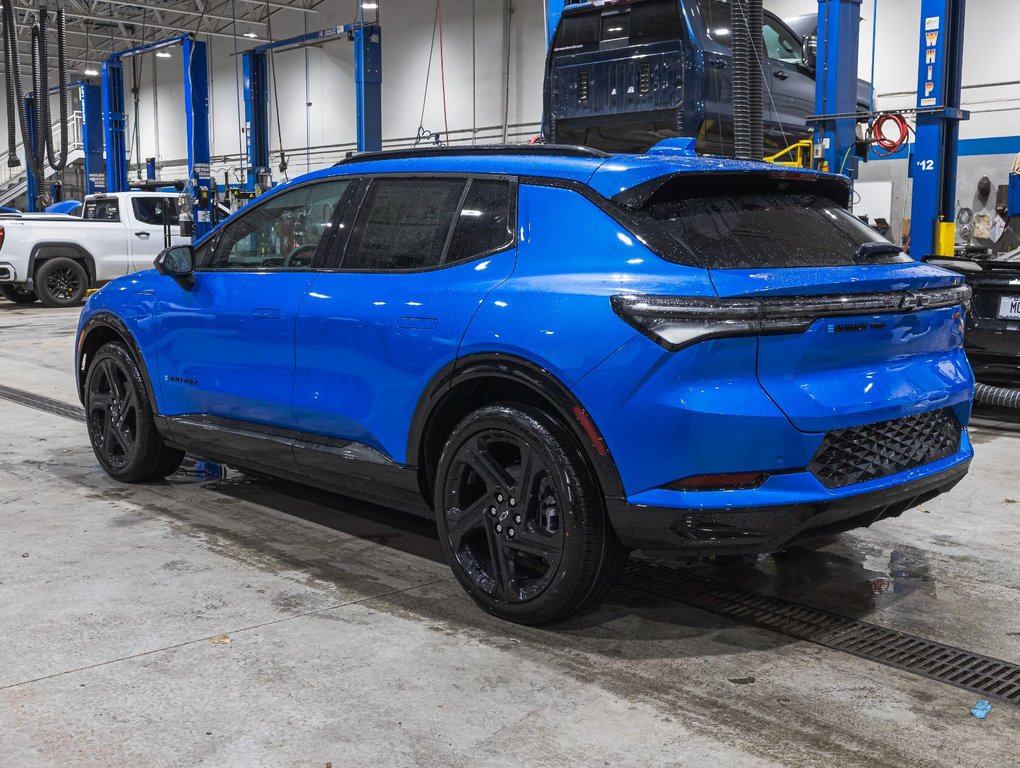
[155,51,172,58]
[243,32,257,38]
[84,67,99,76]
[362,2,379,8]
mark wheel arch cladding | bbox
[77,314,158,409]
[409,354,626,508]
[31,243,97,283]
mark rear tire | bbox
[0,284,38,304]
[84,342,185,482]
[35,257,88,307]
[434,403,627,625]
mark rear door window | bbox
[132,197,180,226]
[446,180,514,262]
[645,192,905,269]
[343,179,464,271]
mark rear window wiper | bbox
[856,242,903,259]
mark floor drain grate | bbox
[0,383,84,422]
[623,559,1020,705]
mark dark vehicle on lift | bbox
[929,251,1020,398]
[544,0,871,154]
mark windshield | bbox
[645,193,905,269]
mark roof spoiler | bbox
[611,169,853,210]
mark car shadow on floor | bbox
[182,462,925,649]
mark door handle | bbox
[251,308,282,319]
[773,70,790,80]
[708,58,727,69]
[135,231,151,239]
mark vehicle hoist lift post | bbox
[241,22,382,196]
[102,34,213,238]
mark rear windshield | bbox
[553,0,684,54]
[644,193,906,269]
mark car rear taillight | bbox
[0,225,5,251]
[611,286,972,352]
[664,472,767,491]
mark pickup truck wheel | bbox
[434,403,627,625]
[85,342,185,482]
[0,285,38,304]
[35,257,88,307]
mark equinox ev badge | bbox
[828,321,887,334]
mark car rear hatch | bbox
[619,170,973,433]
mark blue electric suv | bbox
[75,142,974,624]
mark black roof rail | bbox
[334,143,611,166]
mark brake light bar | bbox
[612,285,972,352]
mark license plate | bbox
[997,296,1020,320]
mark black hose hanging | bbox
[730,0,752,160]
[2,0,35,175]
[3,21,20,167]
[48,2,69,171]
[745,0,764,160]
[30,22,45,190]
[1,0,70,192]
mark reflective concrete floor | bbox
[1,301,1018,767]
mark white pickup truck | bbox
[0,191,187,307]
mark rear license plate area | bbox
[996,296,1020,320]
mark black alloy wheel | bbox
[435,403,627,624]
[84,342,185,482]
[35,257,88,307]
[0,284,38,304]
[87,355,140,471]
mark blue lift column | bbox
[101,56,128,193]
[80,82,105,194]
[242,23,382,194]
[103,35,213,237]
[909,0,968,259]
[813,0,862,178]
[242,49,270,192]
[355,25,382,153]
[182,36,213,239]
[23,97,38,211]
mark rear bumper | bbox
[965,332,1020,387]
[0,262,16,281]
[605,448,971,556]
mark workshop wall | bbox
[121,0,547,182]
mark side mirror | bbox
[154,245,196,287]
[802,34,817,70]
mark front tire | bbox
[434,403,627,625]
[0,284,38,304]
[35,257,88,307]
[84,342,185,482]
